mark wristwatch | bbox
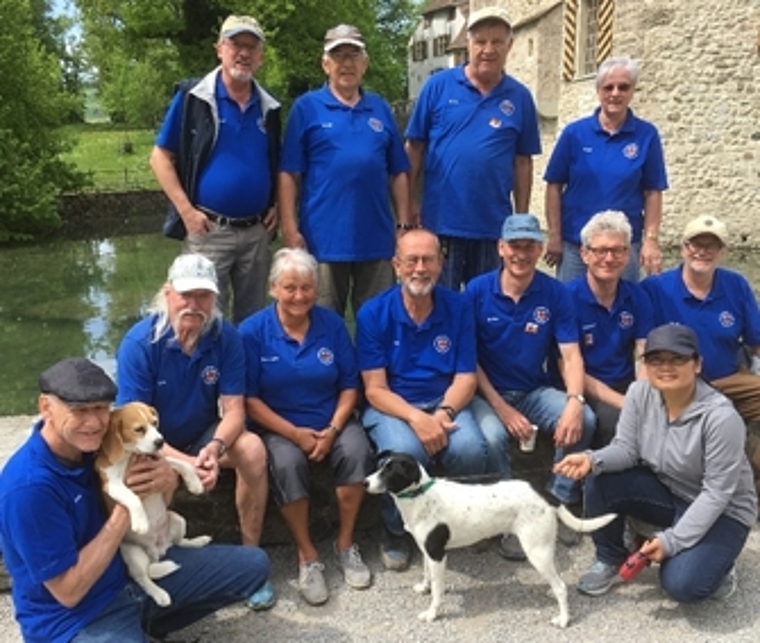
[209,436,227,458]
[567,393,586,405]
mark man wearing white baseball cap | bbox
[116,253,274,609]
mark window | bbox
[412,40,428,62]
[580,0,600,76]
[433,35,450,57]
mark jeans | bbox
[585,467,750,602]
[438,236,499,291]
[73,544,270,642]
[471,388,596,504]
[556,241,641,283]
[362,402,489,535]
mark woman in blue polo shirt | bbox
[239,248,373,607]
[544,56,668,283]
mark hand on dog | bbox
[553,453,592,479]
[125,454,178,498]
[194,446,220,491]
[409,409,449,456]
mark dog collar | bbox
[396,479,436,499]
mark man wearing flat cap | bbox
[642,214,760,496]
[0,358,271,641]
[151,14,281,324]
[279,23,412,319]
[405,7,541,291]
[115,253,273,607]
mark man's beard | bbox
[403,277,434,297]
[173,309,210,350]
[229,66,253,83]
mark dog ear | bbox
[99,410,125,463]
[147,404,159,427]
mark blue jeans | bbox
[73,544,270,642]
[471,389,596,504]
[438,236,499,291]
[556,241,641,283]
[585,467,750,602]
[362,402,489,535]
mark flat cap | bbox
[39,358,117,405]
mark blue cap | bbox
[501,214,544,242]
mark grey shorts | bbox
[261,418,373,507]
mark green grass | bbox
[60,123,158,192]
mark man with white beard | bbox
[115,253,274,609]
[150,14,281,324]
[356,229,490,571]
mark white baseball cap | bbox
[168,254,219,294]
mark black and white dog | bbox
[364,453,616,627]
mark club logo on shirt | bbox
[719,311,736,328]
[257,116,266,134]
[201,366,220,386]
[489,117,502,129]
[623,143,639,159]
[368,117,384,133]
[433,335,452,354]
[619,311,634,329]
[533,307,551,325]
[499,100,514,116]
[317,347,335,365]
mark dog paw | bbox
[150,588,172,607]
[418,608,437,622]
[413,582,430,595]
[131,514,150,535]
[185,477,204,495]
[551,614,569,629]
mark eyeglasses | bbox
[397,254,439,269]
[684,239,723,254]
[328,50,364,63]
[601,83,632,92]
[585,245,629,259]
[643,354,694,367]
[223,38,261,54]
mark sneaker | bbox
[380,528,410,571]
[335,543,371,589]
[247,579,275,611]
[497,534,526,561]
[577,559,621,596]
[709,565,737,600]
[299,561,329,605]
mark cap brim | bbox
[172,278,219,295]
[324,38,366,52]
[469,17,512,30]
[222,27,265,41]
[502,232,544,242]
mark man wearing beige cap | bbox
[279,24,411,319]
[151,14,281,324]
[405,7,541,291]
[642,215,760,495]
[115,253,274,608]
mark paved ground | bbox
[1,415,759,642]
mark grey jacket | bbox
[590,379,757,556]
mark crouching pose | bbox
[554,324,757,601]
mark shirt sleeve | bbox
[515,87,542,156]
[115,332,155,406]
[553,283,581,344]
[280,96,308,173]
[334,319,360,391]
[641,125,669,191]
[453,294,477,373]
[239,318,263,398]
[218,325,245,396]
[543,125,573,183]
[154,90,186,153]
[355,300,388,372]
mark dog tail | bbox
[557,505,617,533]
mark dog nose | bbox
[154,437,164,450]
[363,480,369,488]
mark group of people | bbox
[1,6,759,642]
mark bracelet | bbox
[396,222,418,231]
[209,437,227,458]
[328,424,340,435]
[437,405,456,421]
[644,231,659,241]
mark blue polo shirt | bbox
[465,269,579,392]
[543,108,668,244]
[116,316,246,449]
[566,276,654,383]
[356,285,476,404]
[405,66,541,240]
[156,72,271,217]
[239,304,358,428]
[281,85,410,261]
[641,266,760,380]
[0,424,126,643]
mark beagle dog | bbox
[365,453,617,627]
[95,401,211,606]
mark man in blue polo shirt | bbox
[405,7,541,291]
[115,253,273,608]
[565,211,654,446]
[466,214,596,557]
[0,357,270,642]
[280,24,411,319]
[641,215,760,494]
[357,228,489,570]
[150,14,281,323]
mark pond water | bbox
[1,236,760,415]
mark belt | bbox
[201,208,264,229]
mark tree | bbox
[0,0,84,241]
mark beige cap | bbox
[324,24,366,52]
[220,15,265,42]
[682,215,728,245]
[468,6,512,31]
